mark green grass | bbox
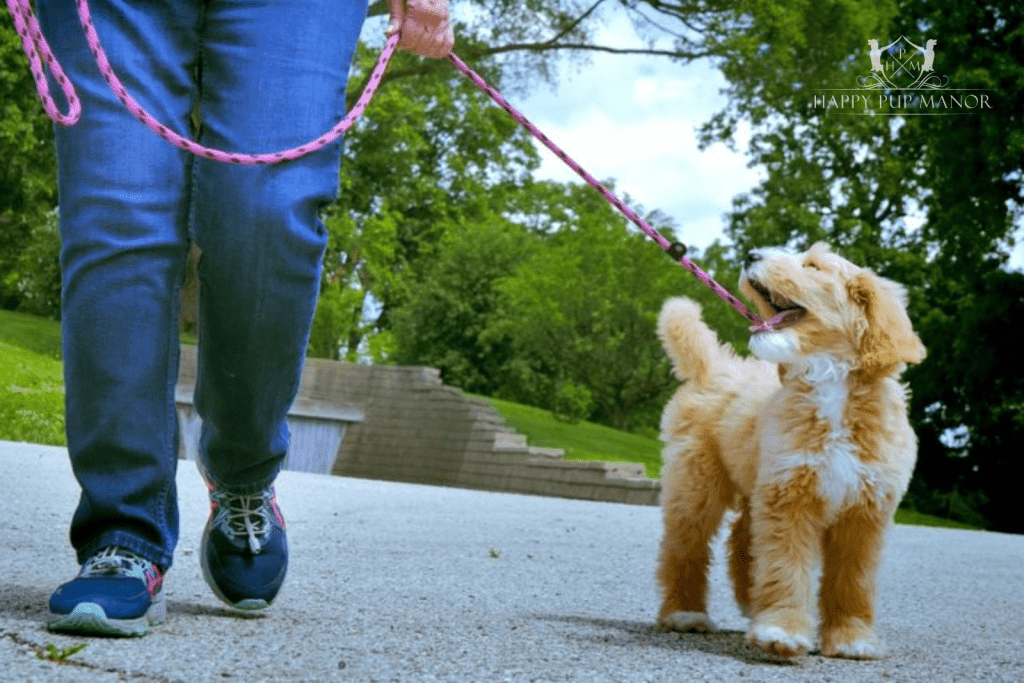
[482,395,663,479]
[0,308,62,358]
[892,508,978,530]
[0,309,979,530]
[0,310,65,445]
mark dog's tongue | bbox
[750,308,804,333]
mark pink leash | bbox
[443,54,769,331]
[7,0,770,330]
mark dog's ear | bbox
[848,272,926,374]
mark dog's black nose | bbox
[744,251,763,269]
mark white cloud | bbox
[515,10,763,253]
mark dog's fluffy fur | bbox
[655,243,925,660]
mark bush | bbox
[551,381,594,424]
[15,209,62,319]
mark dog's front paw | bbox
[658,611,717,633]
[748,623,813,659]
[822,635,887,660]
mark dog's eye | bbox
[804,261,822,271]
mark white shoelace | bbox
[81,546,151,577]
[216,492,271,555]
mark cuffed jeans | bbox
[39,0,369,570]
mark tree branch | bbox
[462,41,707,60]
[545,0,608,45]
[346,40,708,109]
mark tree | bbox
[389,216,538,393]
[309,39,543,360]
[1,21,59,312]
[910,269,1024,531]
[638,0,1023,530]
[481,181,729,430]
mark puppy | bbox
[655,242,925,659]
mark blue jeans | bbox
[39,0,369,570]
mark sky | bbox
[515,10,761,256]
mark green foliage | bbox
[390,218,537,391]
[482,183,707,431]
[313,40,542,360]
[906,268,1024,531]
[389,176,755,432]
[551,380,594,424]
[310,207,403,361]
[1,21,59,310]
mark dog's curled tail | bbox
[657,297,736,388]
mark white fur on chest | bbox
[759,355,893,517]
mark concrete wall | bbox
[176,345,659,506]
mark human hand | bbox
[386,0,455,58]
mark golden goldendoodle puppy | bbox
[656,243,926,659]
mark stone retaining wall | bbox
[176,345,659,506]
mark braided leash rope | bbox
[7,0,769,329]
[6,0,80,125]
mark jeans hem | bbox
[76,531,174,572]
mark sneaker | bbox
[201,481,288,610]
[48,546,165,637]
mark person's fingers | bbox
[385,0,404,36]
[392,0,454,58]
[403,23,454,58]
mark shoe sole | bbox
[47,594,166,637]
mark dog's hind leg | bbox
[656,442,734,632]
[727,499,754,618]
[819,507,890,659]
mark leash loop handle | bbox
[7,0,82,125]
[7,0,399,165]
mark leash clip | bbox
[666,242,688,261]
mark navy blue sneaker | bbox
[48,546,165,637]
[201,479,288,610]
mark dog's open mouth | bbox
[747,279,806,331]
